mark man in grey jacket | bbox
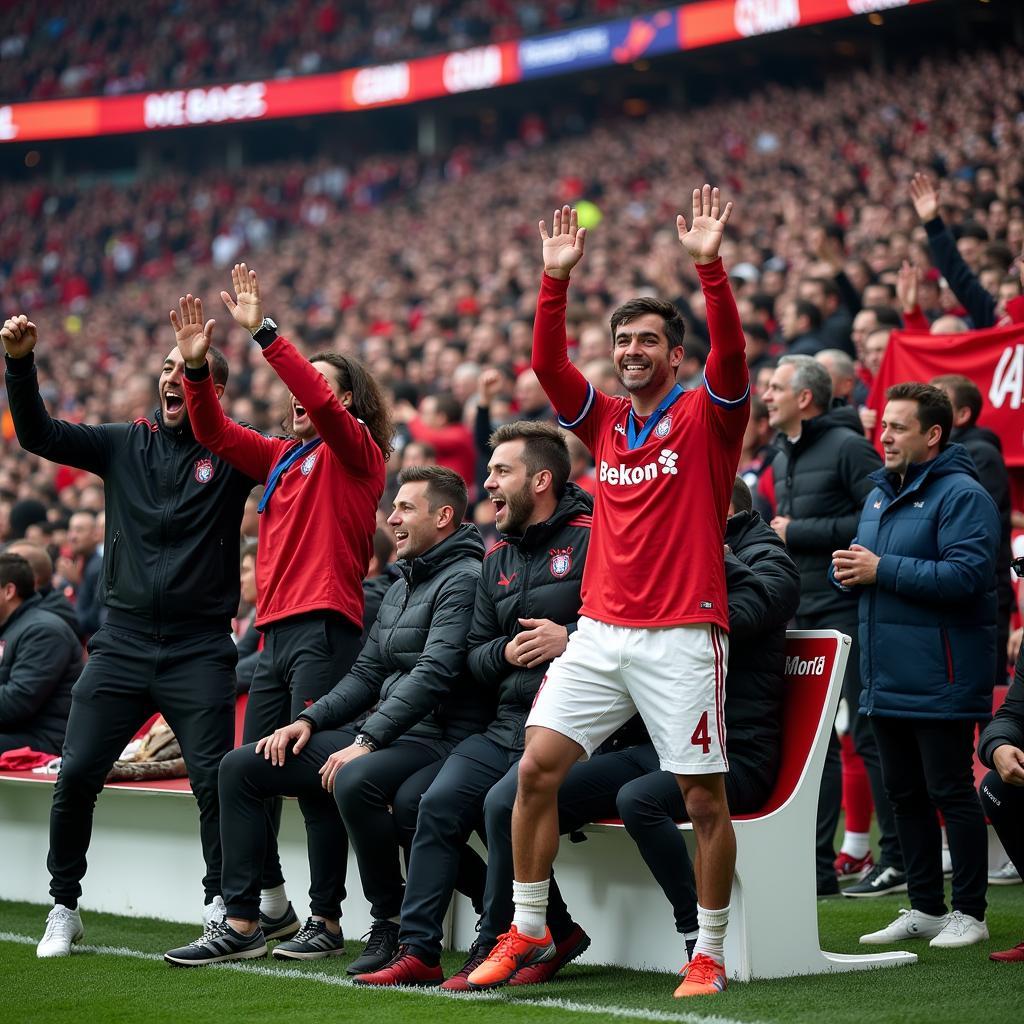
[165,466,485,969]
[762,355,900,896]
[0,553,83,756]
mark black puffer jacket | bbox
[722,510,801,782]
[6,353,257,635]
[0,594,84,753]
[978,642,1024,768]
[770,404,880,617]
[301,524,485,747]
[466,483,593,752]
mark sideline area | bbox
[3,891,1022,1024]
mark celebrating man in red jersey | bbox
[468,186,749,998]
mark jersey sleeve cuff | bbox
[184,363,211,382]
[703,375,749,408]
[556,382,596,428]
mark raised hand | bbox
[677,184,733,265]
[221,262,264,331]
[169,294,215,369]
[0,314,39,359]
[896,260,921,314]
[539,205,586,281]
[909,173,940,223]
[477,366,503,405]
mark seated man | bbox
[4,541,81,640]
[164,466,485,967]
[0,553,84,756]
[978,598,1024,962]
[476,477,798,974]
[352,421,593,989]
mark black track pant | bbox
[872,716,988,920]
[241,614,362,890]
[219,730,449,921]
[47,624,237,908]
[803,609,902,883]
[979,770,1024,874]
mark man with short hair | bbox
[931,374,1012,686]
[779,299,824,356]
[409,393,476,490]
[469,188,749,998]
[834,383,998,949]
[65,510,103,637]
[353,421,593,989]
[165,466,485,968]
[762,354,899,896]
[816,349,865,407]
[2,313,255,957]
[0,553,83,756]
[4,540,80,638]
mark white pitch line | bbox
[0,932,759,1024]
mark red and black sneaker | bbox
[507,923,591,986]
[439,940,488,991]
[352,946,443,987]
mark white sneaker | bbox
[860,908,948,944]
[36,904,84,958]
[987,860,1022,886]
[202,895,227,932]
[929,911,989,948]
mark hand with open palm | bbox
[539,205,586,281]
[677,184,733,265]
[168,294,215,369]
[221,262,264,332]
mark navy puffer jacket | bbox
[837,444,1000,720]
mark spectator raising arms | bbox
[174,265,391,936]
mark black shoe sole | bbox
[842,883,909,899]
[272,946,347,961]
[164,948,268,967]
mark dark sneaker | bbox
[508,923,591,986]
[353,946,443,987]
[164,921,267,966]
[259,903,300,941]
[440,940,488,992]
[346,919,400,975]
[842,864,908,898]
[272,918,345,960]
[817,875,840,897]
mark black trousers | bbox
[398,733,518,960]
[0,728,62,756]
[615,745,770,935]
[802,608,902,883]
[979,770,1024,875]
[241,614,362,890]
[219,729,449,921]
[871,716,988,919]
[47,624,237,907]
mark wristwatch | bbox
[250,316,278,346]
[353,733,378,751]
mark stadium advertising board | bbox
[0,0,934,143]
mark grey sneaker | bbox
[164,921,268,966]
[843,864,908,898]
[36,905,84,958]
[259,902,300,940]
[988,860,1022,886]
[273,918,345,961]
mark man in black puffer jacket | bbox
[166,466,484,970]
[476,476,799,969]
[762,354,899,897]
[352,421,593,990]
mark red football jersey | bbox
[532,258,749,630]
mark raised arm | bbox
[3,315,113,475]
[221,264,383,475]
[678,186,749,427]
[173,294,283,482]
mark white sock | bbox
[259,884,289,919]
[841,832,870,859]
[692,904,729,965]
[511,879,549,939]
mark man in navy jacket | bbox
[832,382,999,950]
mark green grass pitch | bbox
[2,887,1022,1024]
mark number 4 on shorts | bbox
[690,711,711,755]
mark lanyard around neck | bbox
[257,437,323,513]
[626,384,683,451]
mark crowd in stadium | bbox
[0,0,665,102]
[1,18,1023,1002]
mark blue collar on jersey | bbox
[257,437,323,514]
[626,384,683,451]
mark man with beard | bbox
[1,313,256,958]
[351,421,592,989]
[469,188,749,998]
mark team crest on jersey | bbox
[300,452,318,475]
[614,423,627,436]
[655,415,672,438]
[549,546,573,578]
[194,458,214,484]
